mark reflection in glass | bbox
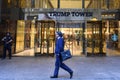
[35,21,55,56]
[86,21,106,55]
[16,20,25,52]
[59,23,84,56]
[105,21,120,56]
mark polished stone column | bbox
[118,21,120,48]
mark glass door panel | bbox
[86,21,105,56]
[35,21,55,56]
[59,22,84,56]
[106,21,120,56]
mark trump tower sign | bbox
[24,9,101,21]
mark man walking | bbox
[50,31,73,79]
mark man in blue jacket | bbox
[50,31,73,79]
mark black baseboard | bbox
[35,52,54,57]
[87,52,106,57]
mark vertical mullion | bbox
[82,0,85,9]
[58,0,60,8]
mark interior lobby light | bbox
[8,0,10,3]
[90,17,98,21]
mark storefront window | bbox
[5,0,120,9]
[35,0,41,8]
[59,0,82,8]
[10,0,18,7]
[85,0,120,9]
[109,0,120,9]
[86,0,104,9]
[49,0,58,8]
[25,0,31,8]
[18,0,52,8]
[15,20,35,56]
[31,0,35,8]
[19,0,26,8]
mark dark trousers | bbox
[2,46,12,59]
[54,55,73,76]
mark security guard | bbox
[50,31,73,79]
[1,32,13,60]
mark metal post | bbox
[99,21,103,54]
[31,0,35,8]
[82,0,85,9]
[106,0,109,9]
[58,0,60,8]
[82,22,86,55]
[57,0,60,31]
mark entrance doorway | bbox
[35,21,86,56]
[86,21,106,56]
[58,22,86,56]
[34,20,55,56]
[105,21,120,56]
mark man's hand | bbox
[6,42,9,44]
[1,37,6,41]
[6,40,12,44]
[56,54,60,56]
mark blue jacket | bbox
[55,37,64,55]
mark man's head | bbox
[6,32,10,36]
[56,31,63,38]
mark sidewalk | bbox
[0,56,120,80]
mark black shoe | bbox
[70,72,73,79]
[50,76,58,78]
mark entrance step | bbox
[35,52,54,57]
[87,52,106,57]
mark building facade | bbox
[0,0,120,57]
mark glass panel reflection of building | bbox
[7,0,120,9]
[59,23,84,56]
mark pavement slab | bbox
[0,56,120,80]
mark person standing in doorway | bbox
[1,32,13,60]
[50,31,73,79]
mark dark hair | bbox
[6,32,11,36]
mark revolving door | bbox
[34,20,55,56]
[86,21,106,56]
